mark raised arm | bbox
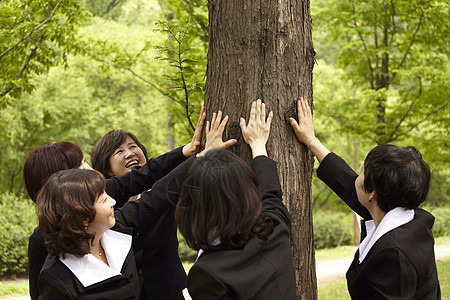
[239,99,272,158]
[106,106,206,206]
[289,97,330,162]
[289,98,370,219]
[182,106,206,158]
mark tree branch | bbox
[390,100,450,142]
[103,0,122,16]
[0,35,43,98]
[98,58,167,95]
[183,0,209,41]
[389,0,396,46]
[392,9,424,81]
[0,0,63,60]
[386,77,422,142]
[177,32,195,131]
[350,0,375,90]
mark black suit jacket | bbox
[169,156,297,299]
[38,228,139,300]
[29,147,187,300]
[317,153,441,299]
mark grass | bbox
[436,236,450,245]
[0,282,28,298]
[315,245,357,262]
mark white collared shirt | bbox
[60,229,132,287]
[358,207,414,263]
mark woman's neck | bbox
[90,238,109,265]
[370,206,386,228]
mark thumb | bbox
[239,118,246,129]
[223,139,238,149]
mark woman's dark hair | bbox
[37,169,105,258]
[363,144,431,213]
[24,142,84,202]
[91,129,148,178]
[175,149,274,251]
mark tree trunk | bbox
[205,0,316,298]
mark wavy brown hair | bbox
[91,129,148,178]
[36,169,105,258]
[175,149,274,251]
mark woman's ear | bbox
[368,191,377,203]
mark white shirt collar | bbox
[358,207,414,263]
[196,236,221,261]
[60,229,132,287]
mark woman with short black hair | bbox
[289,98,440,299]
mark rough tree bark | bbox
[204,1,316,298]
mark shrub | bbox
[313,211,353,249]
[177,231,197,262]
[429,206,450,237]
[0,193,37,278]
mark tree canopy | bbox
[0,0,448,206]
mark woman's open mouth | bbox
[125,159,140,169]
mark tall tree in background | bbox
[311,0,450,210]
[205,1,316,298]
[313,0,449,146]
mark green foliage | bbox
[0,0,90,104]
[153,19,207,133]
[177,231,197,262]
[0,193,37,278]
[311,0,450,208]
[428,207,450,238]
[313,211,353,249]
[312,0,449,142]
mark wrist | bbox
[250,143,267,158]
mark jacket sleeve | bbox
[28,228,47,300]
[317,153,371,220]
[366,248,417,299]
[113,156,194,233]
[38,269,73,300]
[251,156,291,229]
[187,264,231,300]
[106,146,187,207]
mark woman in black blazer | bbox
[174,100,297,299]
[34,106,237,300]
[25,108,205,300]
[289,98,441,299]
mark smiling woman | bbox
[91,129,149,178]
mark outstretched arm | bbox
[240,99,273,158]
[289,97,330,163]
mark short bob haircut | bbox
[24,142,84,202]
[37,169,105,258]
[91,129,148,178]
[175,149,274,251]
[363,144,431,213]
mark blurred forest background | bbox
[0,0,448,278]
